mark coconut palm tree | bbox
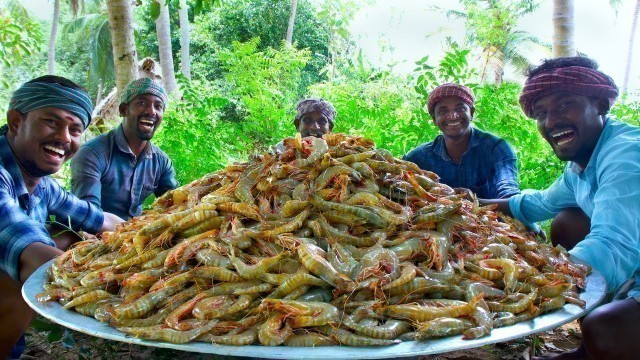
[285,0,298,46]
[155,0,176,93]
[61,0,112,99]
[623,0,639,93]
[178,0,190,79]
[448,0,547,84]
[106,0,138,95]
[48,0,82,74]
[552,0,575,57]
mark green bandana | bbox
[120,78,168,109]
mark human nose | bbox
[142,103,157,117]
[309,121,320,129]
[55,127,72,144]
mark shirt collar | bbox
[432,127,479,161]
[114,124,154,159]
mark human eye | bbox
[558,101,573,112]
[533,110,546,122]
[70,126,83,136]
[43,118,57,126]
[317,118,328,126]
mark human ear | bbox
[118,103,128,117]
[6,109,24,135]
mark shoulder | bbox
[76,132,111,158]
[149,142,172,161]
[0,166,13,190]
[596,119,640,166]
[474,128,514,154]
[405,140,437,159]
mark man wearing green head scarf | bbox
[71,78,178,220]
[0,75,123,359]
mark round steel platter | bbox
[23,259,607,359]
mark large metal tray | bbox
[23,259,607,359]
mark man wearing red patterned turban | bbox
[403,83,520,199]
[484,57,640,360]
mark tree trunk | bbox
[552,0,576,57]
[623,0,640,93]
[285,0,298,46]
[178,0,190,79]
[48,0,60,74]
[156,0,177,93]
[106,0,138,97]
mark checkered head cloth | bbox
[120,78,168,109]
[294,98,337,126]
[519,66,618,118]
[427,83,475,118]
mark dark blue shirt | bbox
[403,127,520,199]
[0,135,104,281]
[70,125,178,220]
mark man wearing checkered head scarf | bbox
[403,83,520,199]
[294,98,337,138]
[0,76,123,359]
[482,57,640,360]
[71,77,178,220]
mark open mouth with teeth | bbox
[446,121,461,127]
[551,129,576,146]
[43,144,66,159]
[139,118,156,131]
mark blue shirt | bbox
[0,136,104,282]
[509,118,640,297]
[70,125,178,220]
[403,127,520,199]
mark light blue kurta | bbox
[509,118,640,297]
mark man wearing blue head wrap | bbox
[70,78,178,220]
[0,76,124,359]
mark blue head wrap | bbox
[8,81,93,128]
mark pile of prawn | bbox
[38,133,590,347]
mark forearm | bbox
[18,242,62,283]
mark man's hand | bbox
[100,212,124,233]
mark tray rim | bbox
[22,259,607,360]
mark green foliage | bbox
[153,76,239,184]
[413,44,478,108]
[0,2,44,88]
[189,0,330,91]
[473,83,564,190]
[311,70,426,157]
[610,96,640,127]
[219,38,310,149]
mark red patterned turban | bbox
[427,83,475,118]
[519,66,618,118]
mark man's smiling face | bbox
[532,91,605,168]
[121,93,165,141]
[432,96,474,139]
[9,107,83,177]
